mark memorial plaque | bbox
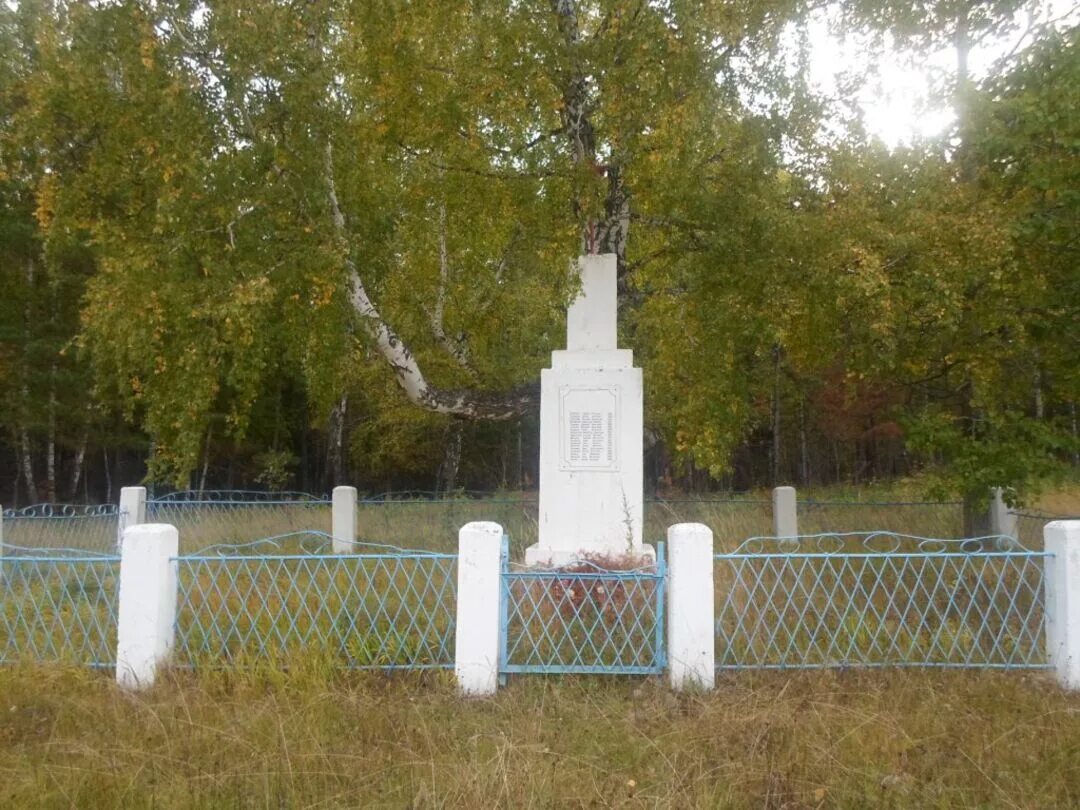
[559,386,619,471]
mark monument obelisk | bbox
[525,254,653,566]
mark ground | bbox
[4,483,1079,806]
[0,665,1077,808]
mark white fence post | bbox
[332,486,358,553]
[118,486,147,549]
[773,486,797,538]
[667,523,715,691]
[116,523,178,689]
[1045,520,1080,691]
[990,488,1019,540]
[455,521,504,696]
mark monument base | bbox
[523,542,657,568]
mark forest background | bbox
[0,0,1077,513]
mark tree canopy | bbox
[0,0,1076,503]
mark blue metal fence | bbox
[714,533,1048,670]
[0,517,1058,678]
[499,540,666,675]
[0,547,120,668]
[172,532,457,669]
[2,504,120,553]
[148,491,331,553]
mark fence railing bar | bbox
[725,532,1040,555]
[174,552,459,562]
[715,662,1054,670]
[503,569,662,580]
[716,552,1053,560]
[0,549,122,561]
[798,500,963,507]
[3,504,120,518]
[149,490,330,504]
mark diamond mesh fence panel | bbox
[2,505,120,554]
[148,492,331,553]
[173,534,456,669]
[501,543,666,675]
[714,533,1047,669]
[0,551,120,668]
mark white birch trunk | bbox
[323,144,535,420]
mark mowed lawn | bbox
[0,665,1076,808]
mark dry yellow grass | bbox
[3,489,1080,806]
[1034,484,1080,516]
[0,665,1077,808]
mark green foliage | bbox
[0,0,1076,498]
[251,449,298,491]
[0,2,102,499]
[905,406,1075,506]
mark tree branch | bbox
[426,203,478,377]
[324,143,535,419]
[397,143,560,181]
[550,0,631,273]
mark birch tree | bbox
[24,0,801,482]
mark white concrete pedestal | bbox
[525,254,653,566]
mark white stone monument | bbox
[525,254,653,566]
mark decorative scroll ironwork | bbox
[795,502,965,538]
[2,506,121,554]
[3,503,119,518]
[729,532,1034,555]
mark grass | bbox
[351,496,970,555]
[0,557,119,667]
[0,513,119,553]
[2,488,1078,806]
[0,665,1077,808]
[151,503,333,553]
[5,489,1069,556]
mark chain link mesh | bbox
[715,533,1047,669]
[0,493,1064,676]
[500,543,666,674]
[354,494,538,555]
[1013,509,1078,550]
[0,552,120,667]
[141,491,976,556]
[173,534,456,669]
[353,495,777,555]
